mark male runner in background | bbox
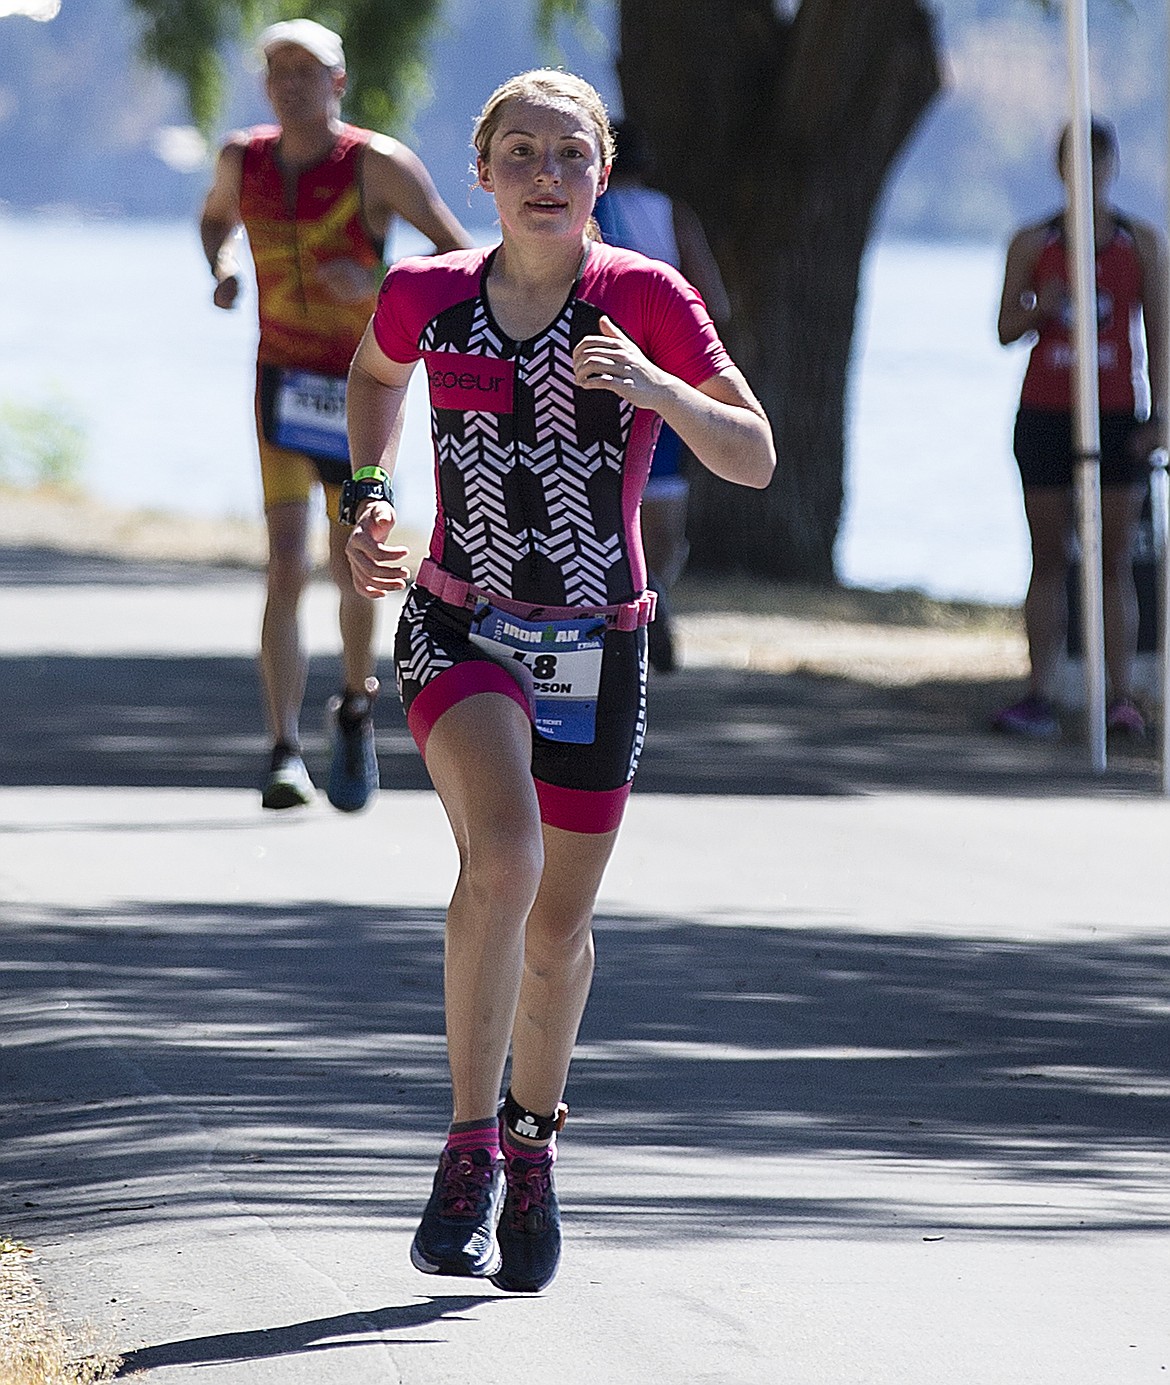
[200,18,471,810]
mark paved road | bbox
[1,547,1168,1384]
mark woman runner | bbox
[994,118,1167,740]
[343,69,775,1293]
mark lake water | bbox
[0,215,1033,604]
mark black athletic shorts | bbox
[1013,406,1149,488]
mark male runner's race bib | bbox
[469,606,607,744]
[262,367,349,463]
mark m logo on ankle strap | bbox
[502,1089,569,1143]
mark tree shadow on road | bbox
[0,650,1157,798]
[1,543,1158,797]
[4,557,1165,1376]
[3,897,1166,1248]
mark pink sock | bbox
[502,1125,555,1163]
[446,1119,499,1161]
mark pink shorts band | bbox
[406,660,532,759]
[534,779,631,835]
[405,661,631,835]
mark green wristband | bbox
[339,468,395,525]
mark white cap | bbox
[258,19,345,73]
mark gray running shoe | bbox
[261,744,314,810]
[410,1146,504,1278]
[491,1144,561,1293]
[326,679,380,813]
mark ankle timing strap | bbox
[502,1089,568,1142]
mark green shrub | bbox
[0,397,86,490]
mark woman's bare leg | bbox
[508,822,618,1118]
[423,692,544,1124]
[1100,483,1145,701]
[1021,486,1076,699]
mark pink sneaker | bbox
[992,695,1061,740]
[1106,699,1146,739]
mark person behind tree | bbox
[199,19,471,811]
[593,120,731,672]
[342,69,774,1292]
[994,117,1167,741]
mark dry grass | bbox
[0,484,431,573]
[672,571,1018,633]
[1,484,1015,626]
[0,484,269,569]
[0,1238,120,1385]
[669,572,1027,686]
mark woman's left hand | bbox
[573,316,665,408]
[576,317,776,491]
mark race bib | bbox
[469,606,607,744]
[269,368,349,463]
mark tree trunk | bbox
[617,0,940,581]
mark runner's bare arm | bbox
[362,134,474,255]
[664,369,774,489]
[1135,221,1169,421]
[199,139,247,310]
[573,317,774,489]
[344,324,417,597]
[672,201,730,328]
[997,225,1048,345]
[1133,218,1169,453]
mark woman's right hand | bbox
[213,273,240,310]
[346,501,411,597]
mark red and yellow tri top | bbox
[239,123,382,375]
[1020,215,1143,415]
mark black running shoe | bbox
[326,679,379,813]
[491,1146,561,1293]
[410,1146,504,1278]
[261,744,314,810]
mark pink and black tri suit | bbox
[373,242,731,833]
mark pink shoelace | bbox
[438,1148,496,1218]
[502,1153,553,1229]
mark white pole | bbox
[1063,0,1107,772]
[1156,453,1170,791]
[1161,0,1170,792]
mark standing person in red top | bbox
[995,118,1167,741]
[200,19,471,811]
[342,69,774,1292]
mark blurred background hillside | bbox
[1,0,1167,239]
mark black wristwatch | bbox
[339,466,395,525]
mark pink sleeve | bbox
[640,263,733,388]
[371,260,426,364]
[584,248,733,388]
